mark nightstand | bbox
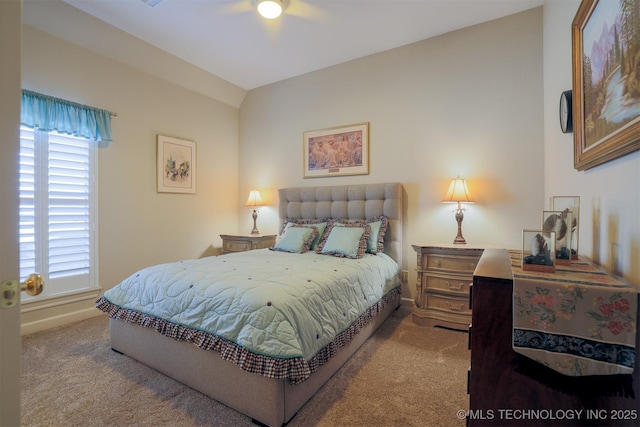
[411,243,483,330]
[220,234,277,254]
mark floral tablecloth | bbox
[510,250,638,377]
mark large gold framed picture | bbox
[303,122,369,178]
[572,0,640,170]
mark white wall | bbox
[240,8,545,300]
[21,26,241,332]
[544,0,640,285]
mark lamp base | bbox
[250,209,260,235]
[453,236,467,244]
[453,208,467,244]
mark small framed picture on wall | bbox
[157,134,196,194]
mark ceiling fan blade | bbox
[283,0,330,22]
[140,0,164,7]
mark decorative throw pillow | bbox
[331,216,388,254]
[315,223,371,259]
[365,215,388,254]
[283,218,329,250]
[271,225,318,253]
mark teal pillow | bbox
[305,222,327,250]
[366,220,382,253]
[366,216,388,254]
[332,216,388,254]
[316,223,370,259]
[271,225,318,253]
[283,219,328,250]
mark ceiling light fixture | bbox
[257,0,283,19]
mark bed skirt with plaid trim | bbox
[96,286,400,385]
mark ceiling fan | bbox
[138,0,325,23]
[140,0,284,17]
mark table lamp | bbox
[245,189,265,235]
[441,177,474,244]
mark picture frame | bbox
[157,134,196,193]
[303,122,369,178]
[572,0,640,170]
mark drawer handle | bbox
[435,260,441,267]
[446,301,465,312]
[446,281,464,291]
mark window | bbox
[19,126,98,299]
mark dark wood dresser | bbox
[468,249,640,426]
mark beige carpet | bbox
[21,305,469,427]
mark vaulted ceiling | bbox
[25,0,543,92]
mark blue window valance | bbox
[21,89,113,142]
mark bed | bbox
[96,182,404,426]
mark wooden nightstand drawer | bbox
[423,272,472,296]
[426,293,471,315]
[223,239,252,252]
[425,254,479,273]
[220,234,277,254]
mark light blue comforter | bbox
[101,249,400,363]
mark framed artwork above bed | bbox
[303,122,369,178]
[156,134,196,193]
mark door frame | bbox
[0,0,23,425]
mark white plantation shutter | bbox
[18,128,39,280]
[48,133,92,278]
[19,127,97,297]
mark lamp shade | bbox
[245,189,265,207]
[441,177,474,203]
[257,0,283,19]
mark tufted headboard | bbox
[278,183,403,269]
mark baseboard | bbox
[400,297,414,308]
[21,307,104,335]
[21,287,103,335]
